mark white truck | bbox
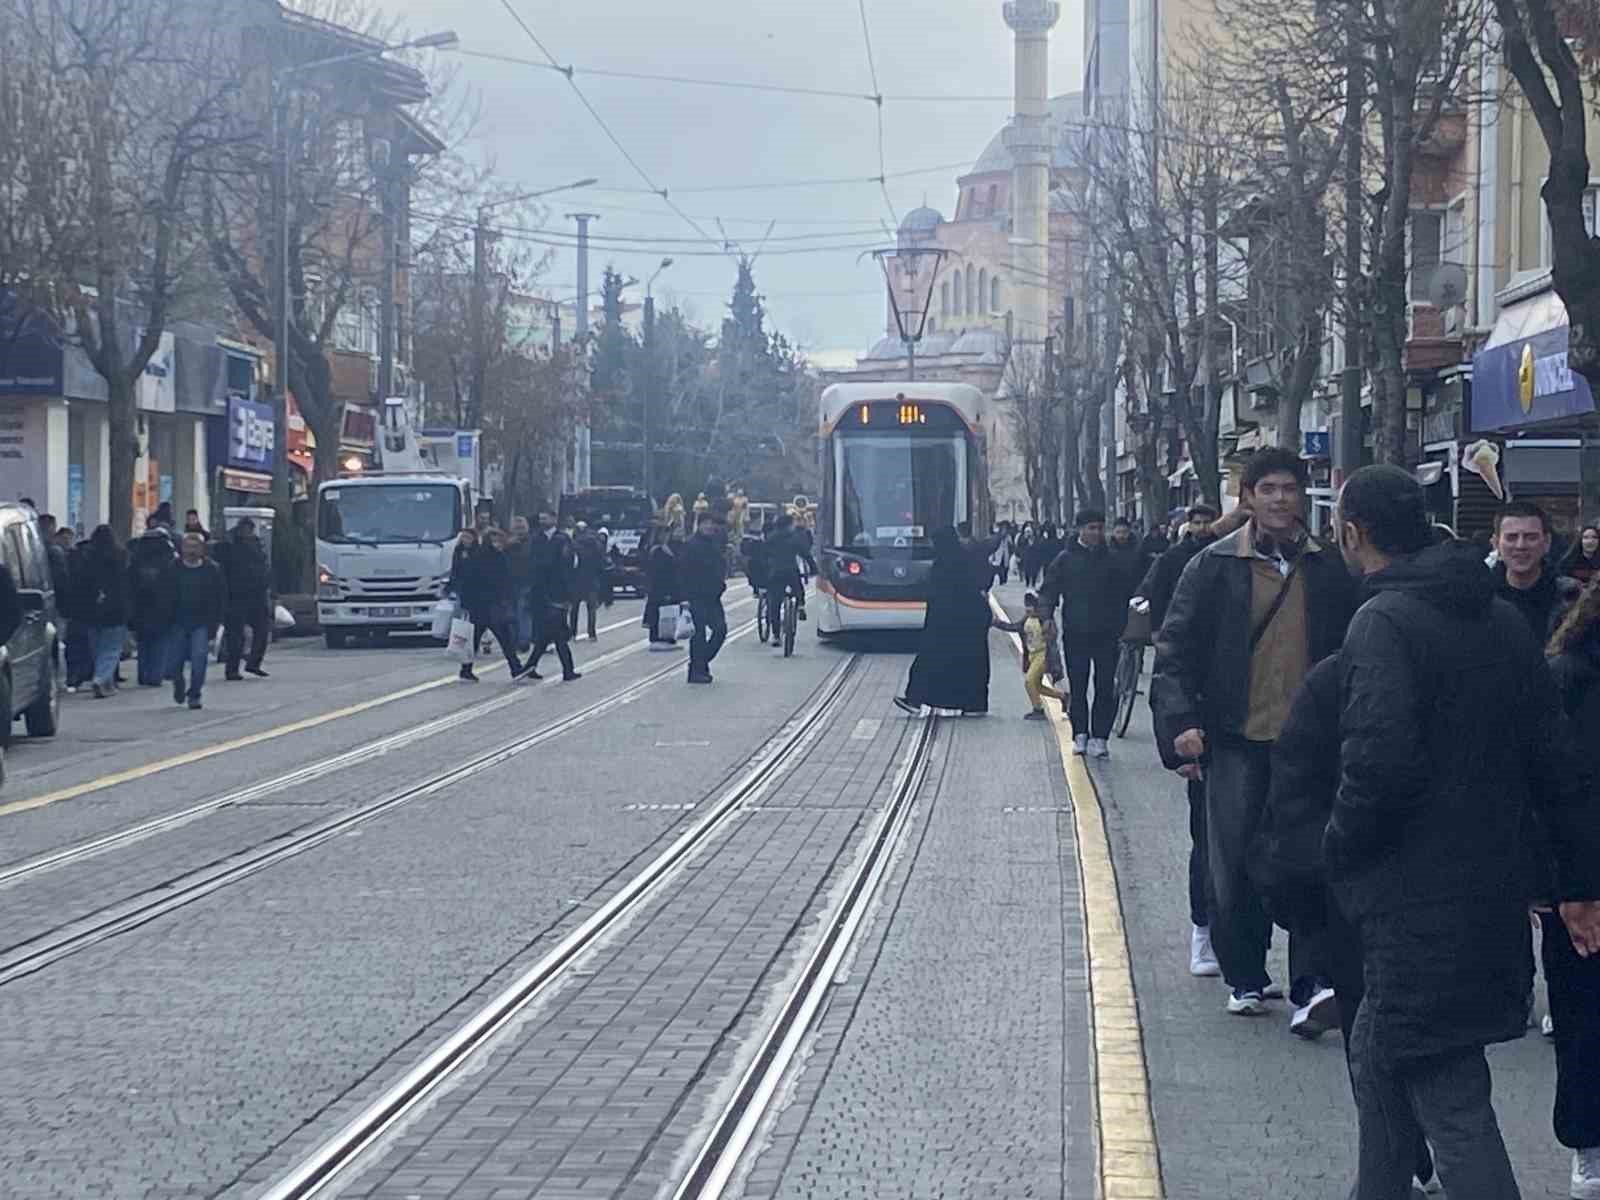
[315,399,479,649]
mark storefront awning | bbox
[1472,287,1595,431]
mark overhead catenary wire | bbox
[490,0,731,259]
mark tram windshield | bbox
[837,435,965,555]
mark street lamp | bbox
[642,257,674,503]
[470,177,598,429]
[270,29,458,509]
[871,246,949,383]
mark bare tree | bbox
[4,0,240,539]
[1361,0,1486,464]
[1493,0,1600,387]
[1003,342,1060,521]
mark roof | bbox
[898,206,944,234]
[968,92,1087,178]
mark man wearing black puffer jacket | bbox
[1330,466,1600,1200]
[1039,509,1139,758]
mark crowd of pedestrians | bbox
[1122,448,1600,1199]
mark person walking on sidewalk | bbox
[455,528,527,683]
[127,521,178,686]
[1152,446,1358,1019]
[895,526,993,716]
[1039,509,1137,758]
[1329,465,1600,1200]
[527,510,581,682]
[79,525,131,700]
[1134,499,1225,978]
[682,511,728,684]
[506,515,536,653]
[644,521,684,650]
[166,533,227,710]
[1495,500,1578,640]
[216,518,272,680]
[569,522,606,641]
[1543,582,1600,1199]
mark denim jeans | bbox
[167,625,211,700]
[136,628,174,685]
[92,625,127,688]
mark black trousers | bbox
[1062,633,1117,739]
[223,605,270,672]
[530,606,575,676]
[1186,776,1211,928]
[568,592,601,640]
[1542,910,1600,1150]
[470,618,521,674]
[766,573,801,643]
[688,598,727,679]
[1204,739,1275,992]
[1351,1013,1519,1200]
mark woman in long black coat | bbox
[895,526,991,715]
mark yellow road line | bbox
[987,594,1164,1200]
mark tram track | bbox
[0,596,760,893]
[0,615,766,988]
[250,651,871,1200]
[247,669,937,1200]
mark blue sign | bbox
[227,395,276,471]
[457,433,475,459]
[1303,430,1331,459]
[1473,324,1595,431]
[0,292,64,396]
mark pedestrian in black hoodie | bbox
[1039,509,1136,757]
[682,511,728,683]
[79,525,130,699]
[1542,581,1600,1197]
[454,528,526,682]
[127,523,178,685]
[167,533,227,709]
[527,511,580,682]
[216,518,272,680]
[1329,465,1600,1200]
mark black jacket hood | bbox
[1364,541,1494,617]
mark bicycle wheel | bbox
[756,593,770,644]
[1114,643,1140,738]
[783,594,798,657]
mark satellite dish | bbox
[1422,261,1469,310]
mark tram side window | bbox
[839,437,963,553]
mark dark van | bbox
[0,504,61,771]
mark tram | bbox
[814,382,991,635]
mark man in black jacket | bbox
[216,518,272,680]
[682,511,728,683]
[761,513,811,649]
[1153,447,1359,1018]
[1134,500,1221,976]
[569,522,607,641]
[167,533,228,709]
[527,510,580,682]
[1330,466,1600,1200]
[1493,500,1575,639]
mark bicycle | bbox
[755,586,771,644]
[781,585,798,657]
[1112,639,1145,738]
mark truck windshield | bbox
[319,484,462,544]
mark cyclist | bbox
[762,512,813,649]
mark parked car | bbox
[0,503,61,781]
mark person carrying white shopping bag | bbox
[644,523,684,651]
[452,528,532,682]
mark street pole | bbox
[643,292,655,503]
[570,213,597,490]
[1339,1,1364,485]
[271,81,291,511]
[470,208,487,430]
[906,336,916,383]
[377,140,396,404]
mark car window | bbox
[11,520,44,589]
[0,523,22,586]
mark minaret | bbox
[1003,0,1060,347]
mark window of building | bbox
[1408,210,1443,303]
[941,281,950,316]
[978,269,988,313]
[985,185,998,215]
[966,266,977,315]
[1539,184,1600,267]
[991,276,1002,313]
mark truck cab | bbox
[558,487,654,596]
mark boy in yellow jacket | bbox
[995,592,1065,720]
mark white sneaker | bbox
[1088,737,1110,758]
[1573,1147,1600,1200]
[1227,988,1267,1016]
[1543,1013,1556,1038]
[1189,925,1221,977]
[1072,734,1088,755]
[1414,1170,1443,1194]
[1289,986,1340,1039]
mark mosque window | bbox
[992,276,1002,312]
[966,266,977,314]
[978,269,988,313]
[941,281,950,316]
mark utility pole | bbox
[569,212,598,490]
[1338,0,1364,485]
[642,257,673,505]
[376,131,397,405]
[470,208,487,430]
[271,82,291,511]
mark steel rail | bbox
[253,652,864,1200]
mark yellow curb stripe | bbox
[988,594,1165,1200]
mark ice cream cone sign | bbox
[1463,439,1506,501]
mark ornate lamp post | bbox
[872,246,949,383]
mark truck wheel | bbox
[23,658,60,737]
[324,630,348,650]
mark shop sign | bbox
[222,468,272,494]
[135,330,176,413]
[0,413,24,463]
[0,294,63,394]
[1303,430,1331,459]
[1473,323,1595,431]
[227,395,276,471]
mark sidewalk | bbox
[1080,657,1570,1198]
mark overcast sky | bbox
[390,0,1085,363]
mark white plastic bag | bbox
[447,616,474,664]
[273,603,295,632]
[674,603,695,642]
[429,599,456,640]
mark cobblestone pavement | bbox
[1021,574,1574,1200]
[735,631,1095,1200]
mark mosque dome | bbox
[897,205,944,245]
[968,92,1087,178]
